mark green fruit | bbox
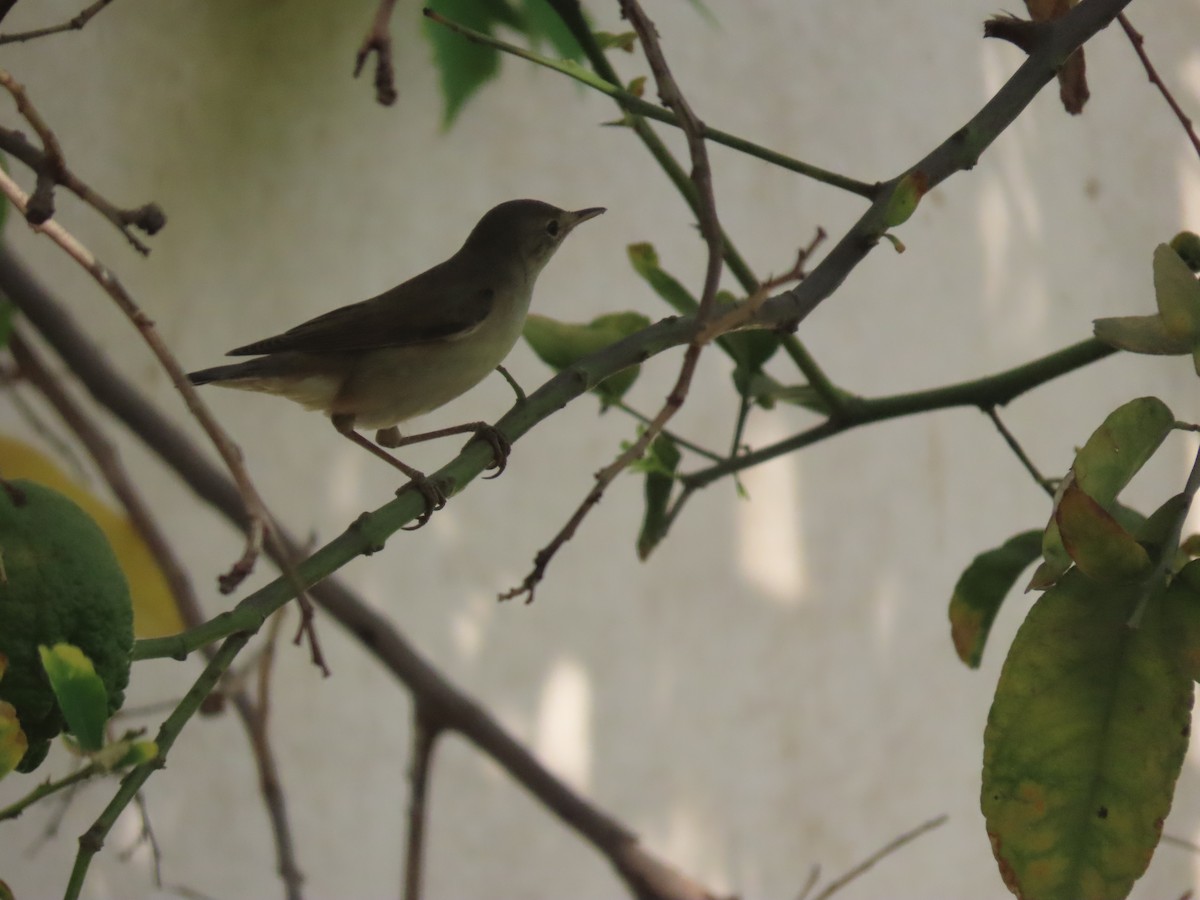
[0,479,133,772]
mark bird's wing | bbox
[226,263,496,356]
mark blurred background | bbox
[1,1,1199,897]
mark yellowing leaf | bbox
[983,571,1191,900]
[1093,314,1192,356]
[0,436,182,638]
[39,643,108,752]
[1055,483,1151,584]
[0,699,27,778]
[948,530,1042,667]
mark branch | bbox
[1115,12,1200,162]
[0,69,164,254]
[501,0,728,602]
[684,339,1115,489]
[0,163,267,592]
[354,0,399,106]
[420,8,876,198]
[0,246,722,900]
[0,0,116,45]
[402,711,440,900]
[470,0,848,412]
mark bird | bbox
[188,199,605,526]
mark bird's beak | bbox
[565,207,606,232]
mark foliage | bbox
[0,480,133,773]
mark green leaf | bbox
[1135,492,1190,562]
[636,434,681,560]
[523,311,650,406]
[719,292,781,375]
[948,530,1042,668]
[628,243,782,388]
[424,0,509,126]
[1034,398,1175,590]
[593,30,637,52]
[982,570,1192,900]
[0,699,26,779]
[1074,397,1174,504]
[628,242,700,315]
[1153,242,1200,340]
[38,643,108,752]
[519,0,583,59]
[731,370,830,414]
[1170,231,1200,273]
[1165,560,1200,682]
[92,735,158,772]
[1093,314,1193,355]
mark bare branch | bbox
[0,69,164,254]
[402,711,440,900]
[0,0,117,45]
[0,165,268,592]
[502,0,726,602]
[354,0,399,106]
[808,815,947,900]
[1115,12,1200,162]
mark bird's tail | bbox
[187,363,254,385]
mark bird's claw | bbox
[472,425,512,479]
[398,474,447,530]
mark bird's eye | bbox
[546,219,561,237]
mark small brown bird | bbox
[189,199,605,525]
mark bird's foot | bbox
[398,472,447,530]
[469,424,512,479]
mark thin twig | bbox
[809,814,947,900]
[0,166,268,593]
[538,0,848,420]
[614,400,725,462]
[421,8,876,199]
[0,761,101,822]
[696,228,827,346]
[122,792,164,887]
[0,71,164,254]
[402,711,440,900]
[1115,13,1200,162]
[0,0,116,44]
[501,0,726,602]
[354,0,399,106]
[984,406,1055,498]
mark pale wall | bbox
[1,1,1199,898]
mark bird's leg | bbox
[495,364,526,404]
[331,414,445,528]
[376,422,511,480]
